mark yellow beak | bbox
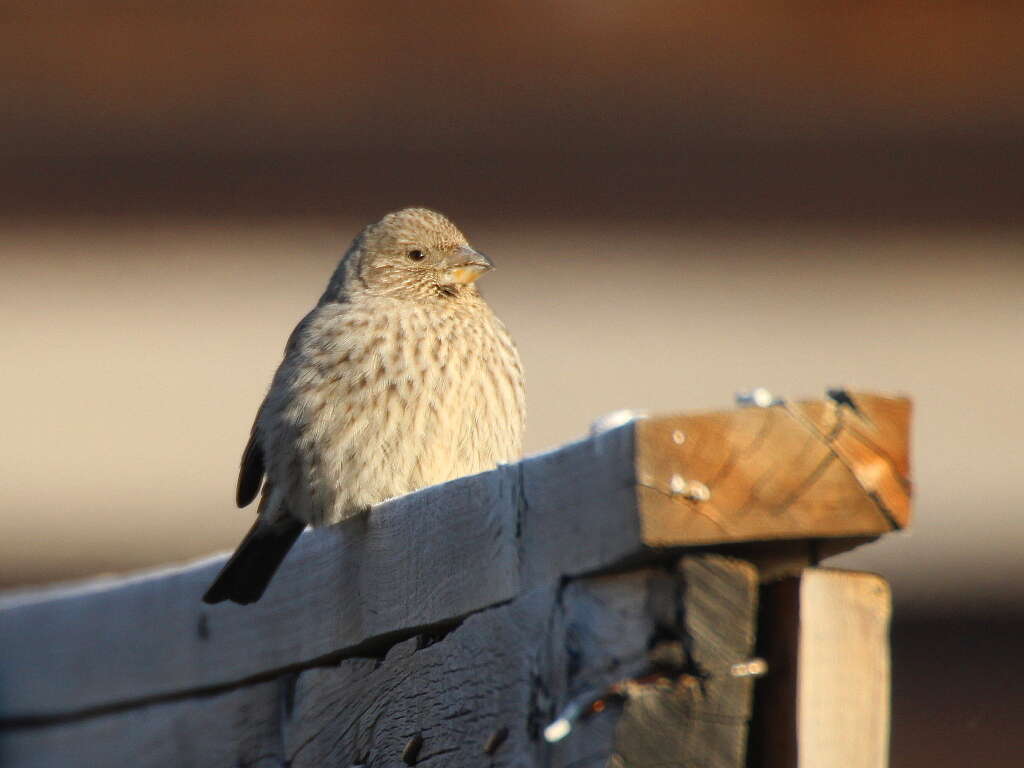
[447,247,494,284]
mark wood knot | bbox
[402,733,423,765]
[483,726,509,755]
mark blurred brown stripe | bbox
[3,142,1021,225]
[4,2,1021,223]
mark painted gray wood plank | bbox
[283,589,557,768]
[0,424,652,723]
[540,571,668,768]
[260,571,670,768]
[518,423,642,587]
[0,672,296,768]
[0,468,521,721]
[1,571,674,768]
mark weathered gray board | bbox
[1,561,761,768]
[0,425,636,722]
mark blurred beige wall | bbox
[1,219,1021,615]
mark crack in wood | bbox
[825,404,846,442]
[866,490,900,530]
[786,396,911,512]
[634,482,733,535]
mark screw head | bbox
[685,481,711,502]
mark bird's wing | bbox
[236,311,316,509]
[236,415,265,508]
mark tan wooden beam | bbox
[635,391,911,547]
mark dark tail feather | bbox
[202,516,305,605]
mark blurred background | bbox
[1,2,1021,765]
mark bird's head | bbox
[338,208,493,301]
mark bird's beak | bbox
[447,246,494,284]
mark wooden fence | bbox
[0,390,910,767]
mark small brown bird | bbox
[203,208,526,604]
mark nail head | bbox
[685,481,711,502]
[731,658,768,678]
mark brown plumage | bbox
[203,208,526,605]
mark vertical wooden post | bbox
[753,568,892,768]
[611,555,759,768]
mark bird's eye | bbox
[407,249,424,261]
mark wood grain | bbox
[518,423,642,587]
[790,393,911,528]
[0,468,521,722]
[0,573,675,768]
[611,555,759,768]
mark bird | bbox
[203,208,526,605]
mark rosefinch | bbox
[203,208,526,604]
